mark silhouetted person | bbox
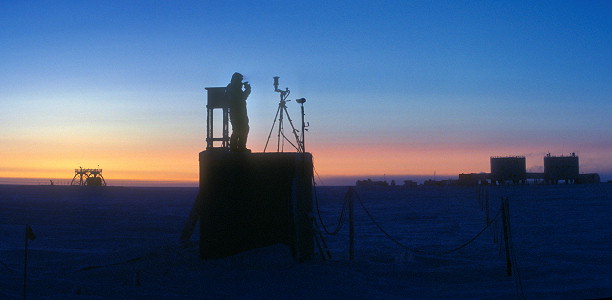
[226,72,251,152]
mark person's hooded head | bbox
[231,72,243,84]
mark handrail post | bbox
[501,197,512,276]
[348,187,354,260]
[485,190,490,225]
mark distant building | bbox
[403,180,418,187]
[490,156,526,184]
[544,153,579,184]
[576,173,600,184]
[457,152,599,186]
[356,179,388,187]
[458,173,489,186]
[423,179,456,186]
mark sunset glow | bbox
[1,1,610,186]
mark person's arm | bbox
[243,82,251,100]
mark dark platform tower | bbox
[199,87,314,261]
[199,151,314,261]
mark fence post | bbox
[23,231,28,300]
[485,190,490,225]
[501,197,512,276]
[348,187,354,260]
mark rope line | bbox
[312,159,326,187]
[77,256,144,272]
[1,260,19,273]
[311,176,524,297]
[354,189,502,255]
[504,199,526,299]
[313,179,348,235]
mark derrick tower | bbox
[71,167,107,186]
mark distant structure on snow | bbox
[70,167,107,186]
[356,178,389,187]
[459,153,600,185]
[356,152,601,188]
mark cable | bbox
[1,260,18,273]
[354,189,502,255]
[311,157,326,187]
[310,154,349,235]
[313,178,348,235]
[77,256,144,272]
[504,199,525,300]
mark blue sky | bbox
[1,1,610,185]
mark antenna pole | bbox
[301,103,305,152]
[264,76,305,153]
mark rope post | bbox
[313,221,326,260]
[23,224,35,300]
[485,190,490,225]
[23,231,28,300]
[501,197,512,276]
[348,187,355,260]
[478,187,483,210]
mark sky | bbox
[1,1,610,186]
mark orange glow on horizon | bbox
[0,139,201,182]
[308,142,512,176]
[2,138,610,185]
[4,146,479,183]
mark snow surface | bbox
[0,184,610,299]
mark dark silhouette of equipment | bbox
[264,76,307,152]
[296,98,308,152]
[70,167,106,186]
[204,87,230,150]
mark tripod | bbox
[264,78,303,152]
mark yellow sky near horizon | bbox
[5,137,608,185]
[1,1,611,186]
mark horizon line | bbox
[2,171,610,187]
[0,174,461,187]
